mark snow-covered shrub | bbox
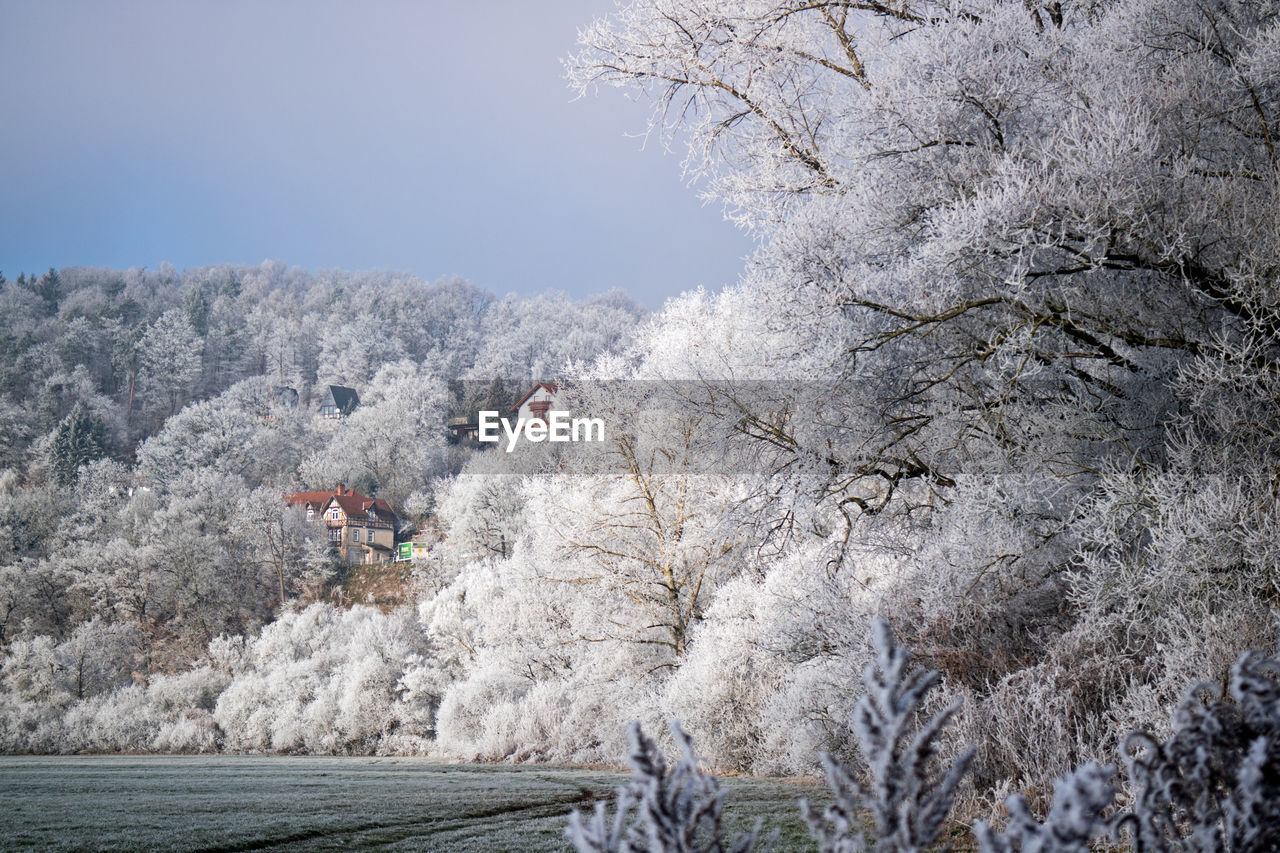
[573,620,1280,852]
[569,619,970,852]
[947,610,1139,804]
[57,685,169,752]
[974,762,1116,853]
[975,646,1280,852]
[800,618,973,853]
[150,709,220,753]
[146,664,230,715]
[662,544,870,776]
[661,576,793,774]
[2,604,443,755]
[427,542,665,764]
[0,640,235,753]
[0,617,149,752]
[1117,651,1280,852]
[433,663,528,760]
[145,665,232,753]
[567,720,765,853]
[212,603,435,754]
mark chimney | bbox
[336,483,345,496]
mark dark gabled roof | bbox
[322,385,360,412]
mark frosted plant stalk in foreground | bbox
[570,616,1280,852]
[799,617,973,853]
[567,719,765,853]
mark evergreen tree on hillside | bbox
[32,267,61,317]
[51,403,108,486]
[183,283,210,337]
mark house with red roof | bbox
[447,381,563,444]
[511,381,560,424]
[286,484,397,564]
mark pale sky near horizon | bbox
[0,0,754,309]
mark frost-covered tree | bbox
[536,382,750,662]
[135,375,317,490]
[138,309,203,419]
[470,290,645,380]
[0,261,645,706]
[50,403,108,486]
[235,487,331,608]
[433,450,538,562]
[568,0,1280,570]
[300,360,448,509]
[564,0,1280,793]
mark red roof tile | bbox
[287,490,338,509]
[326,492,397,523]
[286,485,397,523]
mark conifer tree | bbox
[51,403,107,486]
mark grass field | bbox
[0,756,823,851]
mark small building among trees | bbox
[319,385,359,419]
[447,380,563,443]
[511,381,560,423]
[286,484,397,564]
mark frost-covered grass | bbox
[0,756,820,851]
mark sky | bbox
[0,0,754,309]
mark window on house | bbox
[306,509,314,520]
[352,529,360,542]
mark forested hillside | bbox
[3,0,1280,832]
[0,262,642,692]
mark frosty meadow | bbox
[5,0,1280,850]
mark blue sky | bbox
[0,0,754,308]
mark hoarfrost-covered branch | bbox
[801,616,974,852]
[567,719,766,853]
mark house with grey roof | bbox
[319,385,360,420]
